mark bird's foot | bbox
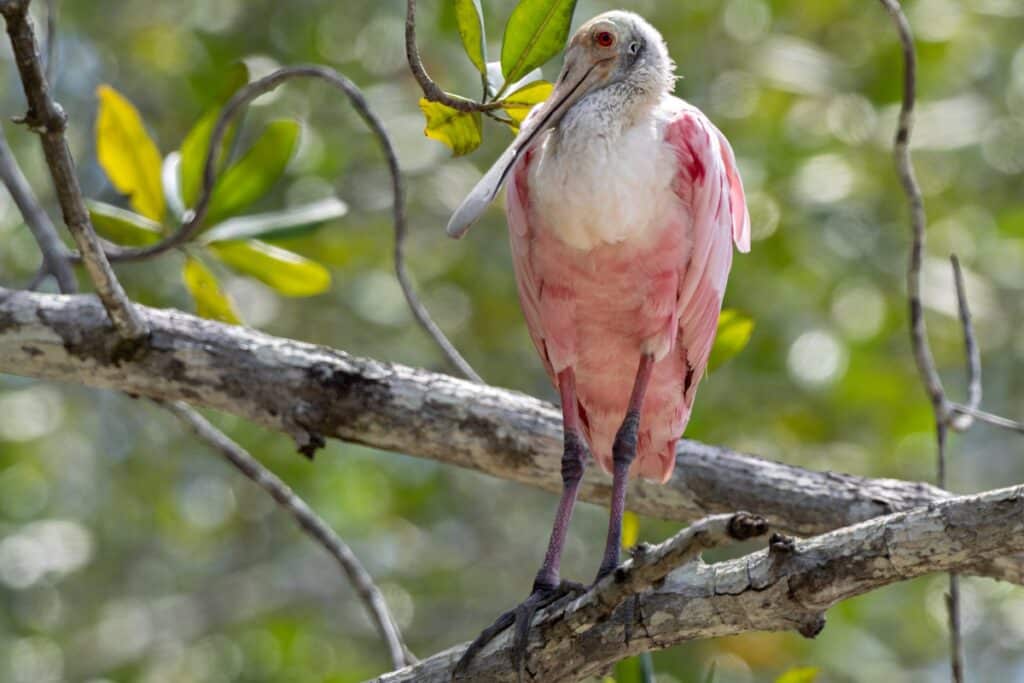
[453,579,585,681]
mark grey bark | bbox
[0,287,1021,586]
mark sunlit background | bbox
[2,0,1024,681]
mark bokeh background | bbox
[2,0,1024,681]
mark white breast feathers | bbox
[526,96,680,251]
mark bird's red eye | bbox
[595,31,615,48]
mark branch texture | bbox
[1,288,1021,586]
[374,485,1024,682]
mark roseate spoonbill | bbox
[447,10,750,675]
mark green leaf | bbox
[500,0,578,88]
[775,667,819,683]
[501,80,553,128]
[201,198,348,243]
[179,110,235,209]
[703,661,718,683]
[207,239,331,297]
[708,309,755,372]
[612,656,642,683]
[87,200,163,246]
[179,63,249,209]
[454,0,488,76]
[95,85,165,222]
[182,256,242,324]
[204,120,300,225]
[418,98,482,156]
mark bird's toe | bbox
[453,580,583,681]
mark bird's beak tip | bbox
[445,219,471,240]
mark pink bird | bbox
[448,10,750,674]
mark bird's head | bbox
[446,12,674,239]
[560,11,674,112]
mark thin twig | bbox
[0,127,76,292]
[0,0,145,340]
[88,65,481,381]
[949,255,981,432]
[876,1,962,680]
[404,0,504,113]
[949,403,1024,434]
[591,512,767,609]
[878,0,948,425]
[164,400,414,670]
[23,264,48,290]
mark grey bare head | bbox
[445,11,675,239]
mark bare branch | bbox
[0,0,145,340]
[950,403,1024,433]
[877,0,946,424]
[593,512,767,611]
[2,288,1022,586]
[164,400,413,670]
[876,2,964,679]
[0,127,76,292]
[376,485,1024,682]
[404,0,504,112]
[949,255,981,432]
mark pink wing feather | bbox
[639,104,749,481]
[506,102,748,483]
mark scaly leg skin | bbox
[453,370,589,681]
[596,354,654,580]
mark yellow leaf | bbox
[621,510,639,549]
[96,85,165,222]
[501,80,553,125]
[418,98,482,157]
[182,257,241,324]
[775,667,819,683]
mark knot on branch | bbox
[769,532,796,556]
[728,511,768,541]
[295,430,326,459]
[797,613,826,639]
[12,101,67,135]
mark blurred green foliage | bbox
[89,72,339,324]
[1,1,1023,682]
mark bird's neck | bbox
[553,80,666,148]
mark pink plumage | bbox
[506,101,750,483]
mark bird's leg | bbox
[596,353,655,580]
[453,369,588,680]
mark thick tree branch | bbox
[0,0,145,339]
[164,400,413,670]
[1,287,1021,586]
[0,127,76,292]
[374,485,1024,682]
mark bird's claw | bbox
[453,580,586,681]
